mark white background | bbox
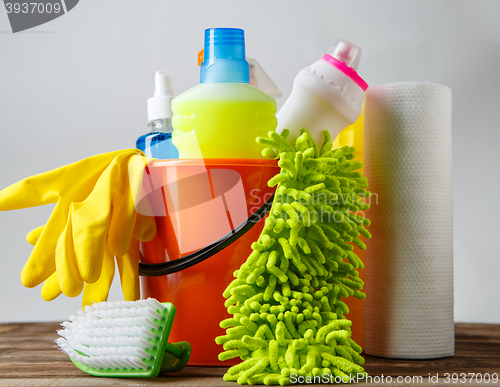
[0,0,499,323]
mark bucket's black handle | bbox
[139,194,275,277]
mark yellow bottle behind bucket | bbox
[333,112,365,347]
[172,28,276,159]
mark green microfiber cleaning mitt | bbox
[216,129,372,385]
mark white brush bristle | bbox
[57,298,166,371]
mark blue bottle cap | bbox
[200,28,250,84]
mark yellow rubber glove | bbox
[30,213,155,306]
[0,150,157,305]
[0,149,138,288]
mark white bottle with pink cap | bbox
[277,39,368,145]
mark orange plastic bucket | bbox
[138,158,279,366]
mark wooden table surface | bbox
[0,322,498,386]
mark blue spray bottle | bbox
[136,71,179,159]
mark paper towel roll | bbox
[363,82,454,359]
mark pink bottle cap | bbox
[322,40,368,91]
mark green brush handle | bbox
[165,342,183,358]
[160,341,191,374]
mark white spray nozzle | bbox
[148,71,174,122]
[153,71,174,97]
[327,39,362,71]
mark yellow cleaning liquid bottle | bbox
[333,112,365,347]
[172,28,277,159]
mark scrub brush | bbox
[216,129,371,385]
[56,298,191,377]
